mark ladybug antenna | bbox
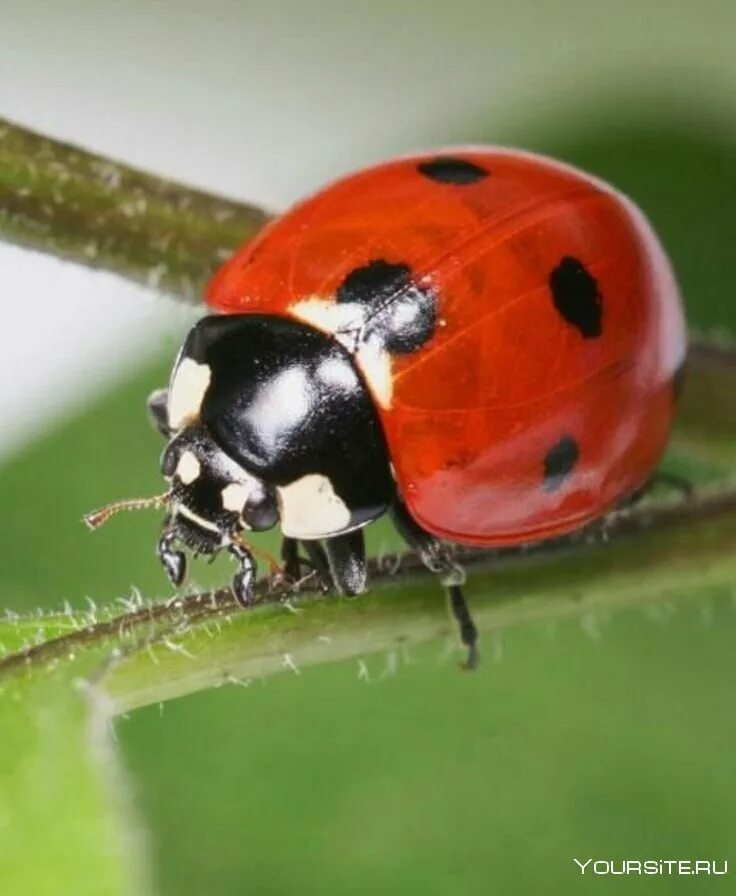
[83,492,170,530]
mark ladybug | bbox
[86,148,686,668]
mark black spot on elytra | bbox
[337,260,407,306]
[336,259,436,354]
[549,257,603,339]
[542,436,579,492]
[417,156,489,185]
[672,358,687,402]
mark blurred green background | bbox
[1,111,735,894]
[3,1,736,891]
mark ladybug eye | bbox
[244,487,278,531]
[161,444,178,477]
[220,482,277,531]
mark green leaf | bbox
[0,652,150,896]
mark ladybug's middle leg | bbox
[322,530,367,596]
[280,537,332,592]
[390,498,479,670]
[282,532,366,595]
[281,537,302,581]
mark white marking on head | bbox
[168,358,211,430]
[277,473,351,538]
[291,297,393,408]
[176,450,201,484]
[221,482,250,513]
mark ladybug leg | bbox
[323,530,367,596]
[147,387,172,438]
[618,471,693,512]
[281,537,302,581]
[390,500,479,670]
[157,519,186,587]
[303,541,332,591]
[229,541,257,607]
[447,585,480,672]
[279,538,331,591]
[616,485,647,511]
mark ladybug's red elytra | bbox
[87,148,686,668]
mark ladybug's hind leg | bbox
[617,471,693,513]
[648,471,694,500]
[390,499,479,670]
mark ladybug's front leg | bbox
[229,541,257,607]
[157,521,186,587]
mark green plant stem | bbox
[105,502,736,713]
[1,484,735,712]
[0,117,271,302]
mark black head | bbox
[160,424,278,553]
